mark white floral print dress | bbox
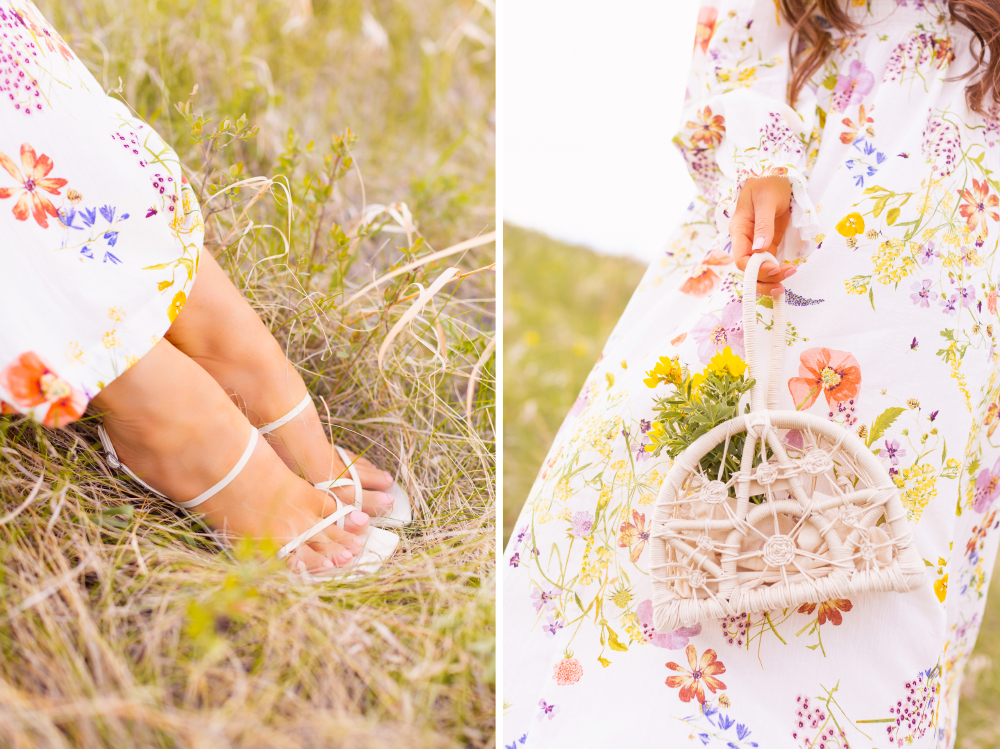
[504,1,1000,747]
[0,0,203,426]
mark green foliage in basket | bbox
[645,346,756,489]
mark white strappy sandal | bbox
[96,420,398,576]
[258,393,413,529]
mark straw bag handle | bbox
[741,252,787,412]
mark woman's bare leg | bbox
[91,338,371,573]
[164,252,399,519]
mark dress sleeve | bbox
[674,0,820,241]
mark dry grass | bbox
[0,1,494,747]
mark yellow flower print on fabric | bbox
[167,290,187,323]
[836,212,865,237]
[893,462,938,522]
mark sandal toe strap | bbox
[315,447,364,511]
[276,503,353,559]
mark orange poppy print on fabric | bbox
[797,598,854,626]
[665,644,727,704]
[618,510,650,563]
[693,7,718,54]
[679,249,733,296]
[1,351,86,427]
[687,105,726,148]
[0,144,69,228]
[957,178,999,237]
[787,347,862,411]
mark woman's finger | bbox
[750,186,779,253]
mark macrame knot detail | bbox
[801,449,833,475]
[688,569,708,588]
[762,534,796,567]
[838,504,862,528]
[700,480,728,505]
[860,540,877,562]
[696,534,714,551]
[755,463,778,486]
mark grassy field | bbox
[0,1,494,747]
[501,223,1000,748]
[501,223,646,546]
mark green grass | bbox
[501,223,1000,747]
[501,223,645,545]
[0,2,494,747]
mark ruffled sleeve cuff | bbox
[714,159,819,242]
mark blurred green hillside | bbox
[502,223,645,545]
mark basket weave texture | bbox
[650,252,925,633]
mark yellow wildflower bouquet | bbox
[644,346,756,492]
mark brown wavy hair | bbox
[781,0,1000,115]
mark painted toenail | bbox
[294,559,307,573]
[321,559,335,570]
[340,550,352,561]
[378,492,393,507]
[384,471,394,483]
[351,510,369,525]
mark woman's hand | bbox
[729,175,797,296]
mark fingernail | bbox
[783,267,797,278]
[752,236,766,251]
[770,287,785,297]
[350,510,369,526]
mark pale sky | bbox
[503,0,700,262]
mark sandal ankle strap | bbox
[98,424,166,499]
[175,424,259,509]
[258,393,312,435]
[99,422,259,510]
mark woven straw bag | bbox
[649,252,925,633]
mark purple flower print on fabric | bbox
[542,617,564,637]
[884,439,906,466]
[538,700,558,720]
[570,511,593,538]
[833,60,875,111]
[973,456,1000,512]
[691,299,744,364]
[636,599,701,648]
[911,279,932,307]
[531,588,559,613]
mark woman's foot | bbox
[91,338,371,573]
[163,252,404,520]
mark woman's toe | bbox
[341,509,371,534]
[357,464,394,491]
[289,545,337,574]
[306,535,355,567]
[322,521,365,554]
